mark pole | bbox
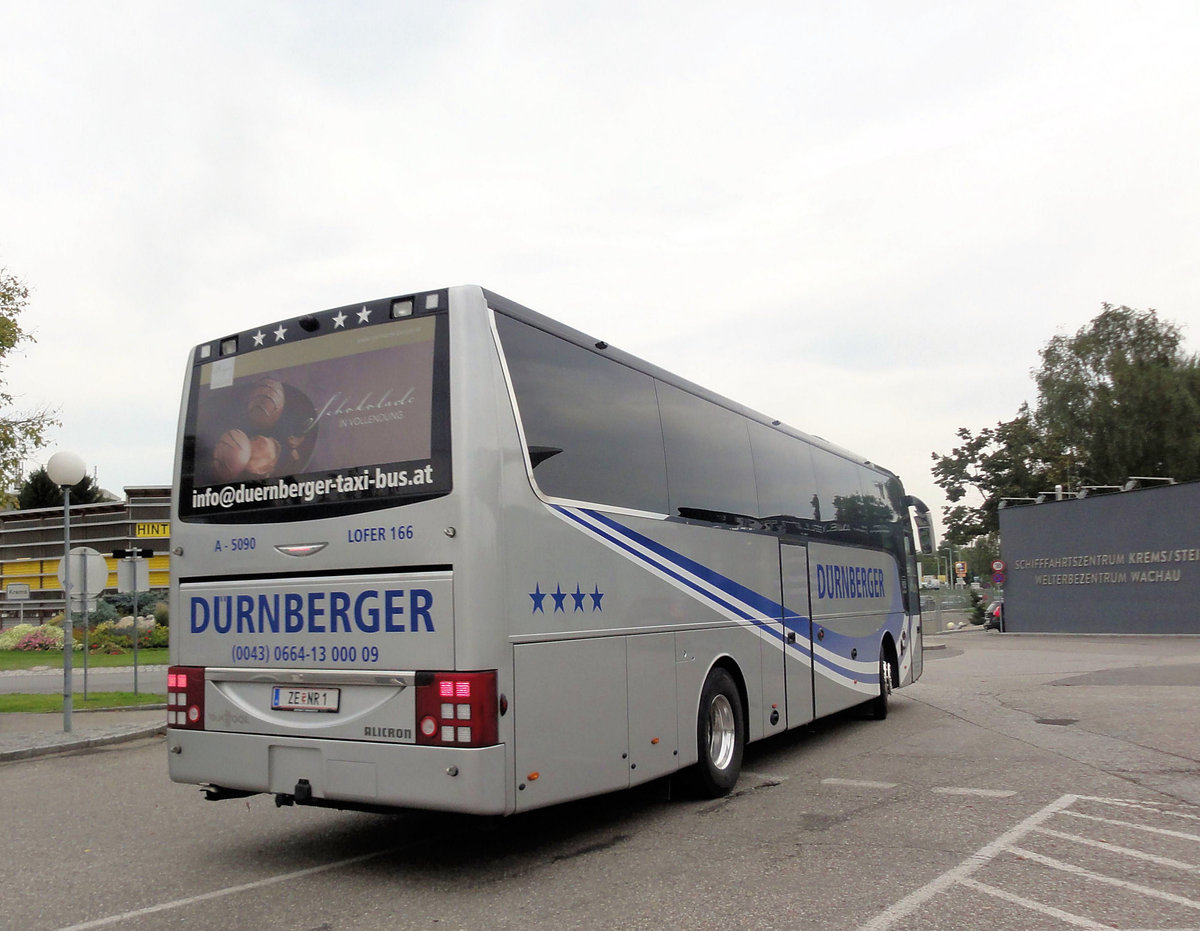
[62,487,73,733]
[132,579,139,695]
[81,553,89,701]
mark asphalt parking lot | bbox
[2,627,1197,930]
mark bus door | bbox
[780,543,815,728]
[906,539,924,683]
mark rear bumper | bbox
[168,729,510,815]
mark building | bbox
[0,486,170,625]
[999,480,1200,634]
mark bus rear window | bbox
[179,306,450,522]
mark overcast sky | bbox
[2,1,1198,534]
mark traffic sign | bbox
[118,558,150,593]
[57,546,108,599]
[992,571,1006,584]
[992,559,1006,572]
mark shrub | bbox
[0,623,40,650]
[14,626,66,651]
[970,589,986,621]
[88,620,123,653]
[90,620,168,650]
[103,589,168,618]
[88,600,118,626]
[145,624,169,648]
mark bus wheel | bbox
[869,650,893,720]
[693,667,744,797]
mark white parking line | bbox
[932,787,1017,798]
[857,794,1200,931]
[55,846,401,931]
[855,793,1077,931]
[1032,825,1199,872]
[959,877,1113,930]
[1074,795,1200,822]
[1059,807,1200,843]
[1006,844,1200,912]
[821,778,898,789]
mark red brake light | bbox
[167,665,205,730]
[415,671,498,747]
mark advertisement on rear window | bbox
[182,314,449,518]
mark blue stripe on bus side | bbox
[577,510,893,676]
[580,508,787,620]
[553,506,768,626]
[553,506,891,683]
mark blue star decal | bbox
[551,584,568,613]
[529,584,547,614]
[571,585,587,612]
[590,585,604,611]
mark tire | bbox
[869,649,893,720]
[692,667,745,797]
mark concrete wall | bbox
[999,481,1200,634]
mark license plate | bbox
[271,686,340,713]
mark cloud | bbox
[0,0,1198,533]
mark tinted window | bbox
[856,466,902,556]
[808,450,866,543]
[748,422,819,526]
[657,382,759,523]
[495,314,669,513]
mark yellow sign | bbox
[136,522,170,539]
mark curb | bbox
[0,723,167,763]
[0,706,168,763]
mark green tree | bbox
[17,465,110,509]
[0,268,60,506]
[931,406,1058,542]
[1036,305,1200,483]
[932,305,1200,542]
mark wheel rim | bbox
[708,693,737,770]
[881,657,893,695]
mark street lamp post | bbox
[46,450,86,733]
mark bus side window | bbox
[495,314,669,514]
[657,382,758,524]
[748,422,819,531]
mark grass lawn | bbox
[0,691,166,713]
[0,648,169,672]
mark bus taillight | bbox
[167,666,205,729]
[414,671,498,747]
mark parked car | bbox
[983,599,1004,630]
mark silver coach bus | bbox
[167,285,933,815]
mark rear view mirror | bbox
[905,495,936,555]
